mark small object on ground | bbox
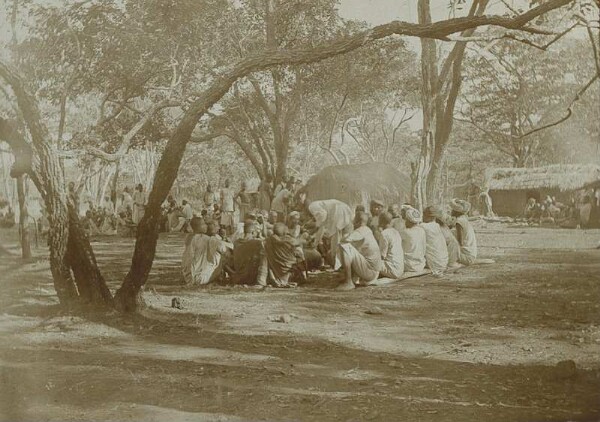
[171,297,183,310]
[270,314,292,323]
[364,306,384,315]
[554,360,577,380]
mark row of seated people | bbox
[180,197,489,290]
[336,198,488,290]
[181,216,318,288]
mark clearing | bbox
[1,223,599,421]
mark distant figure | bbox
[235,181,252,226]
[479,190,494,217]
[203,184,219,212]
[132,184,147,224]
[119,187,133,215]
[590,188,600,228]
[271,182,292,222]
[181,200,194,232]
[450,199,477,266]
[523,197,541,221]
[273,175,288,198]
[337,211,381,290]
[579,196,593,228]
[400,207,426,273]
[377,211,404,279]
[220,179,235,233]
[258,177,272,211]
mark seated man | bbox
[368,199,385,241]
[287,211,302,239]
[264,223,305,287]
[82,210,101,237]
[422,206,449,274]
[450,199,477,265]
[377,211,404,279]
[181,217,207,284]
[287,210,324,275]
[400,207,426,273]
[337,211,382,290]
[389,204,405,232]
[424,205,460,268]
[228,220,268,286]
[184,221,233,285]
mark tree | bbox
[113,0,575,312]
[459,35,599,167]
[410,0,596,208]
[1,0,575,312]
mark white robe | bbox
[421,221,449,273]
[400,226,426,273]
[183,234,230,285]
[379,227,404,278]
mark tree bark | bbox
[16,174,31,259]
[414,0,489,208]
[0,72,112,308]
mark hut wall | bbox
[490,190,528,217]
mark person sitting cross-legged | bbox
[264,223,305,287]
[377,211,404,279]
[425,205,460,268]
[227,220,268,287]
[337,211,382,290]
[184,221,233,285]
[422,206,450,275]
[450,199,478,266]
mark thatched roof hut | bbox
[301,162,411,209]
[485,164,600,192]
[484,164,600,216]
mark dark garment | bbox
[264,234,302,287]
[232,238,267,285]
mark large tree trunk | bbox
[113,114,203,312]
[16,174,32,260]
[66,202,114,307]
[413,0,437,210]
[413,0,488,208]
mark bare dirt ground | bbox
[1,223,599,421]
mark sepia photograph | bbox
[0,0,599,420]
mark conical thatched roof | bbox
[302,162,411,208]
[485,164,600,192]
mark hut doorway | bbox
[525,190,541,202]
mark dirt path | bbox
[1,225,599,421]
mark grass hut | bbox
[301,162,412,209]
[484,164,600,216]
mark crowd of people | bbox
[523,188,600,229]
[179,189,491,290]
